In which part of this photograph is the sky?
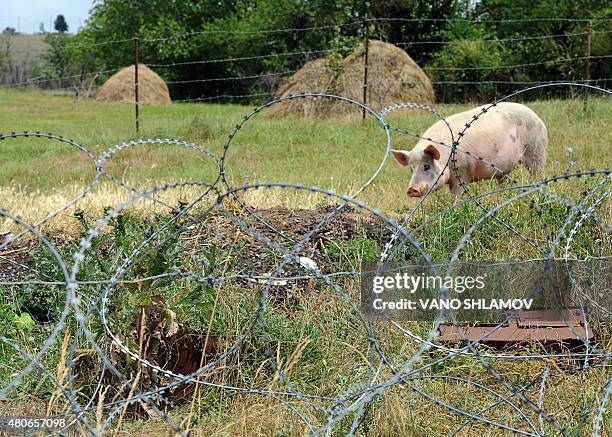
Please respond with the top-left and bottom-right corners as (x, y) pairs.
(0, 0), (94, 34)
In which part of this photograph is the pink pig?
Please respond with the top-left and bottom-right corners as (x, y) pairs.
(392, 102), (548, 198)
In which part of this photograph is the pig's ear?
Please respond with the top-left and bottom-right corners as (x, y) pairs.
(424, 144), (441, 160)
(391, 149), (410, 166)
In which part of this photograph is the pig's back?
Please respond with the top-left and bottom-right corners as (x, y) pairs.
(423, 103), (543, 148)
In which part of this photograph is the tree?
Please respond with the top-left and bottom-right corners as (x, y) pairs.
(54, 15), (68, 33)
(43, 33), (72, 79)
(0, 29), (15, 84)
(590, 7), (612, 87)
(39, 23), (46, 34)
(0, 47), (5, 80)
(428, 24), (511, 101)
(69, 0), (611, 102)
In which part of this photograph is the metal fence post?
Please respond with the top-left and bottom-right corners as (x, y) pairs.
(362, 20), (370, 120)
(583, 20), (592, 110)
(134, 35), (140, 133)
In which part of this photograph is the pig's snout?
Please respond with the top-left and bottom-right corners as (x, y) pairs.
(407, 187), (421, 197)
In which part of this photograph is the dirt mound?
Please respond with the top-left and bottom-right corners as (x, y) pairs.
(270, 40), (434, 117)
(96, 64), (171, 105)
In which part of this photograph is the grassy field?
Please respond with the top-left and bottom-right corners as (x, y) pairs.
(0, 89), (610, 435)
(0, 89), (610, 234)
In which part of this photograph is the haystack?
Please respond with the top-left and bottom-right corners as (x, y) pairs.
(96, 64), (171, 105)
(271, 40), (434, 116)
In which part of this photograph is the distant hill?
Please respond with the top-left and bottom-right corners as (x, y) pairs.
(10, 34), (49, 62)
(1, 34), (49, 85)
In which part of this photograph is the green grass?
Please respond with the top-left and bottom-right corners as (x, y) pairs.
(1, 89), (610, 246)
(0, 89), (609, 196)
(0, 90), (610, 435)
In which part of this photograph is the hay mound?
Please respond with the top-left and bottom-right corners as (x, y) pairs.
(96, 64), (171, 105)
(271, 40), (434, 116)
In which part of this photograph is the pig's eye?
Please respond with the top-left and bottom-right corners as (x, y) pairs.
(423, 164), (431, 171)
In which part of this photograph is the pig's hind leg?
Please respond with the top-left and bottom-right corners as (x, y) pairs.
(522, 136), (547, 178)
(522, 121), (548, 178)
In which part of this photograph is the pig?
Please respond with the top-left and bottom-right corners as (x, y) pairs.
(391, 102), (548, 198)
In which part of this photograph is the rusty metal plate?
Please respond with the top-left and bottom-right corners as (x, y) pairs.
(516, 308), (586, 328)
(437, 308), (593, 344)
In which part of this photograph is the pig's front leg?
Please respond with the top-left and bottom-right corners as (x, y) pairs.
(449, 181), (465, 201)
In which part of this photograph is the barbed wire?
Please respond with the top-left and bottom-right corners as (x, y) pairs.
(427, 78), (610, 84)
(145, 48), (338, 68)
(140, 29), (609, 69)
(395, 30), (612, 46)
(2, 21), (609, 97)
(3, 70), (609, 98)
(0, 83), (610, 436)
(127, 16), (612, 43)
(172, 92), (276, 103)
(2, 48), (608, 97)
(165, 69), (297, 85)
(8, 27), (610, 57)
(422, 54), (612, 71)
(1, 68), (120, 88)
(369, 16), (612, 24)
(173, 79), (611, 104)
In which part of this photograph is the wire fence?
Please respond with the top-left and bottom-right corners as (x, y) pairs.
(1, 15), (610, 121)
(0, 82), (610, 435)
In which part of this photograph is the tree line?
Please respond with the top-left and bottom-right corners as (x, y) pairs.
(9, 1), (612, 102)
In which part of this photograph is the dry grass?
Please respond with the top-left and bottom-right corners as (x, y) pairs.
(96, 65), (171, 105)
(270, 40), (435, 116)
(0, 91), (609, 435)
(0, 183), (215, 236)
